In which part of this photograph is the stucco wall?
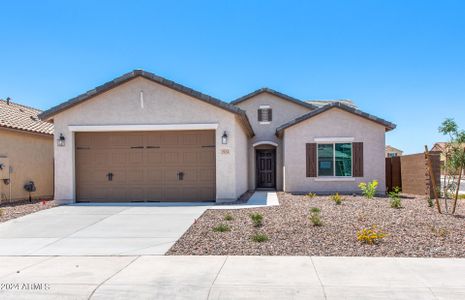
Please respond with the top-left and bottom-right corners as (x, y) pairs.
(0, 128), (53, 202)
(234, 92), (311, 190)
(283, 108), (386, 194)
(52, 77), (248, 203)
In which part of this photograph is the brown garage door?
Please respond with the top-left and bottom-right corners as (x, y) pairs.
(75, 130), (216, 202)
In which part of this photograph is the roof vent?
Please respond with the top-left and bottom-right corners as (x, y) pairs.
(30, 116), (37, 121)
(6, 97), (10, 105)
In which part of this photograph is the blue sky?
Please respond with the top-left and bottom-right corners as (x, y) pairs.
(1, 1), (464, 154)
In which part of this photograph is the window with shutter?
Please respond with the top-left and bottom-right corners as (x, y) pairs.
(258, 108), (272, 123)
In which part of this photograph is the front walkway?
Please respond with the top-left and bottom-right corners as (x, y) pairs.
(0, 191), (278, 256)
(0, 256), (463, 299)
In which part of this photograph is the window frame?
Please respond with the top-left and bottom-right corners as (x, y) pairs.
(316, 142), (353, 177)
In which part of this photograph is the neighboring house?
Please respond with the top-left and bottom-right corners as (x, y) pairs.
(0, 98), (54, 202)
(431, 142), (465, 175)
(385, 145), (403, 157)
(39, 70), (395, 204)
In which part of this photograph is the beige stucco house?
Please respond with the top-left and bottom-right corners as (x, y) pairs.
(39, 70), (395, 204)
(385, 145), (403, 157)
(0, 99), (54, 202)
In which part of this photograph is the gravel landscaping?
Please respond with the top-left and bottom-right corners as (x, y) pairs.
(167, 192), (465, 257)
(0, 199), (57, 223)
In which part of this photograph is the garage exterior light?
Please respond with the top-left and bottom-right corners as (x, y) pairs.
(222, 131), (228, 144)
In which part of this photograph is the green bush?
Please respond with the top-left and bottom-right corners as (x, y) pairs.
(251, 233), (269, 243)
(309, 207), (322, 226)
(427, 198), (434, 208)
(224, 213), (234, 221)
(389, 187), (402, 209)
(212, 224), (231, 232)
(331, 193), (343, 205)
(358, 180), (378, 199)
(250, 213), (263, 227)
(306, 192), (317, 199)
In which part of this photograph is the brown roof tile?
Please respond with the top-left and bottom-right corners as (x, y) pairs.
(0, 99), (53, 135)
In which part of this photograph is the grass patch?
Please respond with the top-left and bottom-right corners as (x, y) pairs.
(250, 213), (263, 227)
(212, 224), (231, 232)
(224, 213), (234, 221)
(251, 233), (269, 243)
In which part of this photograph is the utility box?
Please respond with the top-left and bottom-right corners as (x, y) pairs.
(0, 157), (10, 179)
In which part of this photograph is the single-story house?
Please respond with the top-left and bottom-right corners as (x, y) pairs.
(39, 70), (396, 204)
(385, 145), (403, 157)
(0, 98), (54, 202)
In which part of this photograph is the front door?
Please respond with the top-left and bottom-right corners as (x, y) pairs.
(256, 149), (276, 189)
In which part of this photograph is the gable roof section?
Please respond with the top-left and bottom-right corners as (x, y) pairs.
(0, 99), (53, 135)
(231, 88), (318, 110)
(306, 99), (356, 108)
(38, 70), (254, 137)
(276, 102), (396, 137)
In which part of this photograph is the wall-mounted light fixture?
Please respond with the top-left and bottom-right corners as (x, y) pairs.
(57, 133), (66, 147)
(222, 131), (228, 144)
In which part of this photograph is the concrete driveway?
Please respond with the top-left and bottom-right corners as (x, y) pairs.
(0, 203), (209, 255)
(0, 256), (464, 299)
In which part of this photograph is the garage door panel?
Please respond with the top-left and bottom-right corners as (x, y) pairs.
(76, 131), (215, 202)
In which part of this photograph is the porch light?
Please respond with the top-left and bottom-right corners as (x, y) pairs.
(57, 134), (66, 147)
(222, 131), (228, 144)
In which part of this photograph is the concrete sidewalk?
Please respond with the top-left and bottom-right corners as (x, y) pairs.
(0, 256), (463, 299)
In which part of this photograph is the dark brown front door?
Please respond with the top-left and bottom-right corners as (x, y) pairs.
(256, 149), (276, 188)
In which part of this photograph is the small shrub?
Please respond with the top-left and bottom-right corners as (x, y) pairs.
(331, 193), (343, 205)
(389, 187), (402, 209)
(224, 213), (234, 221)
(427, 198), (434, 208)
(358, 180), (378, 199)
(357, 225), (387, 244)
(430, 225), (449, 238)
(306, 192), (317, 198)
(251, 233), (269, 243)
(212, 224), (231, 232)
(309, 207), (322, 226)
(250, 213), (263, 227)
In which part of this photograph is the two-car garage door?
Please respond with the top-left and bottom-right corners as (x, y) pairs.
(75, 130), (216, 202)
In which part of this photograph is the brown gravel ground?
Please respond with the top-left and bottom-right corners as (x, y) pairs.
(0, 199), (57, 223)
(167, 193), (465, 257)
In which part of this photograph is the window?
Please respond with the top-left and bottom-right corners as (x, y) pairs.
(388, 152), (397, 157)
(317, 143), (352, 177)
(258, 106), (272, 123)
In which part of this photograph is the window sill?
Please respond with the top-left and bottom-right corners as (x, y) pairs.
(259, 121), (271, 125)
(314, 177), (355, 182)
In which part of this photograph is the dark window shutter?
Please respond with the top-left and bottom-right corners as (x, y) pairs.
(258, 109), (263, 122)
(306, 143), (317, 177)
(353, 142), (364, 177)
(268, 109), (272, 121)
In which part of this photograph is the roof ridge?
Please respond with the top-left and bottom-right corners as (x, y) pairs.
(276, 102), (396, 137)
(0, 99), (43, 113)
(231, 88), (318, 109)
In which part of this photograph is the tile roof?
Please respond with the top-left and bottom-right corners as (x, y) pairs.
(38, 70), (254, 137)
(0, 99), (53, 135)
(231, 88), (318, 109)
(276, 102), (396, 137)
(306, 99), (356, 108)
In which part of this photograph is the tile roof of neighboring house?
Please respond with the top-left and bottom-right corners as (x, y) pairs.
(276, 102), (396, 137)
(432, 142), (465, 152)
(386, 145), (403, 153)
(38, 70), (255, 137)
(230, 88), (318, 109)
(0, 99), (53, 135)
(306, 99), (356, 108)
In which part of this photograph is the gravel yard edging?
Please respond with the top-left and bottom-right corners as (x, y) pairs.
(167, 193), (465, 257)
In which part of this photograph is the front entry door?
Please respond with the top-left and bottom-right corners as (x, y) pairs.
(256, 149), (276, 188)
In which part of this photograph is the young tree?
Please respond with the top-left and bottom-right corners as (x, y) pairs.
(438, 118), (465, 214)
